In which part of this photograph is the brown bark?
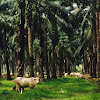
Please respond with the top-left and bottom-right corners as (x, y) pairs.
(67, 60), (71, 75)
(11, 49), (14, 75)
(92, 29), (97, 78)
(92, 1), (97, 78)
(17, 0), (25, 77)
(58, 47), (64, 78)
(97, 10), (100, 78)
(0, 50), (1, 77)
(27, 0), (34, 77)
(37, 2), (45, 82)
(64, 58), (68, 73)
(44, 29), (50, 79)
(52, 44), (57, 79)
(89, 43), (93, 78)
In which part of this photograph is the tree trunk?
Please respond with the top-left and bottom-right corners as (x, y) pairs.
(4, 29), (12, 80)
(44, 29), (50, 79)
(48, 50), (52, 76)
(58, 47), (63, 78)
(64, 58), (68, 73)
(28, 26), (34, 77)
(27, 0), (34, 77)
(67, 60), (71, 75)
(39, 38), (45, 81)
(0, 50), (1, 77)
(52, 44), (57, 79)
(5, 45), (11, 80)
(92, 0), (97, 78)
(6, 52), (12, 80)
(11, 49), (14, 75)
(37, 2), (45, 82)
(17, 0), (25, 77)
(89, 42), (93, 78)
(97, 10), (100, 78)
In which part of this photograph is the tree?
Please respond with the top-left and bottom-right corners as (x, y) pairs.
(92, 0), (97, 78)
(43, 28), (50, 79)
(27, 0), (34, 77)
(17, 0), (25, 77)
(97, 0), (100, 78)
(36, 1), (45, 81)
(0, 0), (17, 79)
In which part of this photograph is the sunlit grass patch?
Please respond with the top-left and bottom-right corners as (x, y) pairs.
(0, 76), (100, 100)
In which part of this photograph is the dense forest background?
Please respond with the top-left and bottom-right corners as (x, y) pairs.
(0, 0), (100, 82)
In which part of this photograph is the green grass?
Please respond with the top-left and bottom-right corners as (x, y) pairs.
(0, 76), (100, 100)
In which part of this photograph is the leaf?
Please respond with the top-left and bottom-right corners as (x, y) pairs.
(0, 0), (2, 4)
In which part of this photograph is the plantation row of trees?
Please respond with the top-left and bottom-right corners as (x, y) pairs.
(0, 0), (100, 81)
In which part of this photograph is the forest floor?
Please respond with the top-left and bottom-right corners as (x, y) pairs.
(0, 75), (100, 100)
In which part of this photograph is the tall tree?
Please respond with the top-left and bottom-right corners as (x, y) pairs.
(4, 29), (12, 80)
(17, 0), (25, 77)
(97, 0), (100, 78)
(36, 1), (45, 81)
(43, 28), (50, 79)
(91, 0), (97, 78)
(27, 0), (34, 77)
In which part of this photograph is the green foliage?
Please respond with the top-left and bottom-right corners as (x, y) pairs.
(0, 76), (100, 100)
(0, 0), (2, 4)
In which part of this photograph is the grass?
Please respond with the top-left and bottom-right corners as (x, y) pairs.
(0, 76), (100, 100)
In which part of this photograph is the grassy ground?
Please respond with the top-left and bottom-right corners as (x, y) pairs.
(0, 76), (100, 100)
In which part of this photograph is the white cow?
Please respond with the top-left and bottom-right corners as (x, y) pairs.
(12, 77), (39, 93)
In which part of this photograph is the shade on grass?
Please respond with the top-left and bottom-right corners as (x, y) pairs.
(0, 76), (100, 100)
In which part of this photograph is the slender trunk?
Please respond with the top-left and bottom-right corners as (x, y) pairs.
(92, 1), (97, 78)
(17, 0), (25, 77)
(37, 2), (45, 82)
(64, 58), (68, 73)
(58, 47), (63, 78)
(28, 26), (34, 77)
(56, 45), (59, 77)
(39, 40), (45, 81)
(97, 10), (100, 78)
(6, 51), (11, 80)
(52, 44), (57, 79)
(67, 60), (71, 75)
(27, 0), (34, 77)
(89, 55), (93, 77)
(88, 42), (93, 78)
(87, 54), (90, 74)
(4, 29), (12, 80)
(49, 50), (52, 76)
(44, 29), (50, 79)
(0, 50), (1, 77)
(0, 65), (1, 78)
(11, 49), (14, 75)
(5, 44), (11, 80)
(82, 43), (88, 74)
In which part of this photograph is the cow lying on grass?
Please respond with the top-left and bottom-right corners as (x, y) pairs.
(12, 77), (39, 93)
(70, 72), (83, 78)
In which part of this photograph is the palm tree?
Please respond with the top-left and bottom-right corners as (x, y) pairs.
(43, 28), (50, 79)
(96, 0), (100, 78)
(17, 0), (25, 77)
(0, 0), (17, 79)
(0, 35), (3, 77)
(27, 0), (34, 77)
(35, 1), (45, 81)
(91, 0), (97, 78)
